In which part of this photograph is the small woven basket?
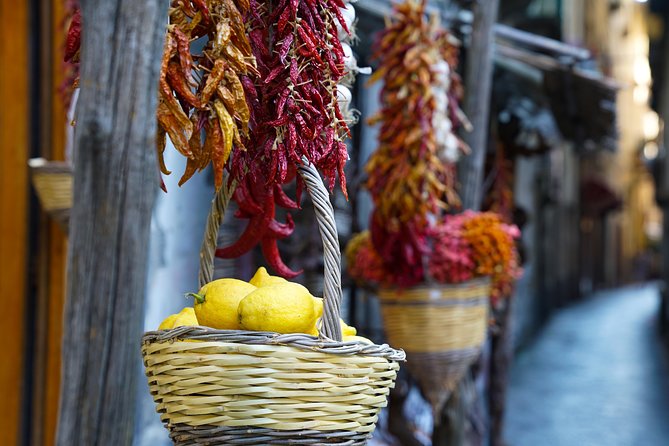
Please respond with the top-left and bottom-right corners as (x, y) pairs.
(28, 158), (73, 229)
(379, 279), (490, 415)
(142, 162), (405, 445)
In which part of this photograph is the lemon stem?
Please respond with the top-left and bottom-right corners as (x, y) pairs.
(186, 292), (205, 304)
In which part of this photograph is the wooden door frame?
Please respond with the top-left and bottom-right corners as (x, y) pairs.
(30, 0), (69, 444)
(0, 0), (69, 443)
(0, 0), (30, 443)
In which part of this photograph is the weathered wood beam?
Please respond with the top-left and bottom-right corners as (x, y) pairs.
(496, 42), (620, 89)
(458, 0), (500, 211)
(489, 297), (514, 446)
(55, 0), (167, 444)
(359, 0), (594, 63)
(495, 23), (590, 60)
(438, 1), (500, 445)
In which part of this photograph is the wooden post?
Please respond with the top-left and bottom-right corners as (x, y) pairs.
(489, 297), (513, 446)
(458, 0), (500, 211)
(55, 0), (167, 444)
(387, 372), (423, 446)
(435, 0), (500, 445)
(41, 0), (71, 442)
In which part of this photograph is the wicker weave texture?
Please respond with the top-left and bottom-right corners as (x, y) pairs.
(406, 348), (482, 413)
(168, 424), (369, 445)
(378, 280), (489, 353)
(142, 339), (399, 437)
(378, 280), (490, 413)
(31, 173), (73, 211)
(28, 159), (73, 229)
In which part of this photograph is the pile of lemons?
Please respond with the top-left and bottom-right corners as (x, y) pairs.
(158, 267), (371, 343)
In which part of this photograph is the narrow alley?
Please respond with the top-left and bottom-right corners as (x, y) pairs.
(505, 285), (669, 446)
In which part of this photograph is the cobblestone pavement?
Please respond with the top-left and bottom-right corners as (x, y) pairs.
(505, 284), (669, 446)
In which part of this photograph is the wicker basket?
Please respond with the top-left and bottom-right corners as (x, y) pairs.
(379, 279), (490, 415)
(142, 161), (405, 445)
(28, 158), (73, 229)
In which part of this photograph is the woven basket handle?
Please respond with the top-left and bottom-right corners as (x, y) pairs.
(198, 177), (236, 288)
(198, 161), (343, 341)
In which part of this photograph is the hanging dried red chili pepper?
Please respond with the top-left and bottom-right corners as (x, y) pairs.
(216, 0), (357, 277)
(60, 1), (81, 111)
(346, 0), (470, 287)
(64, 7), (81, 64)
(366, 0), (466, 228)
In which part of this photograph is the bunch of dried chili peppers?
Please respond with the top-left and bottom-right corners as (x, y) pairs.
(66, 0), (256, 191)
(214, 0), (357, 277)
(348, 212), (521, 304)
(346, 0), (521, 300)
(460, 211), (521, 305)
(346, 0), (468, 286)
(427, 214), (475, 285)
(157, 0), (257, 191)
(61, 1), (81, 111)
(365, 0), (466, 227)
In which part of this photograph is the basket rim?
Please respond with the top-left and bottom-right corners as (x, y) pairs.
(28, 157), (73, 174)
(142, 325), (405, 362)
(167, 424), (371, 445)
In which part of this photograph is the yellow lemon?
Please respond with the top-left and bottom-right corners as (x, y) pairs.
(158, 314), (178, 330)
(306, 317), (357, 338)
(340, 319), (357, 337)
(307, 296), (356, 337)
(238, 282), (316, 334)
(173, 307), (198, 327)
(190, 279), (256, 329)
(307, 297), (323, 335)
(249, 266), (288, 287)
(344, 335), (373, 344)
(158, 307), (198, 330)
(313, 296), (324, 318)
